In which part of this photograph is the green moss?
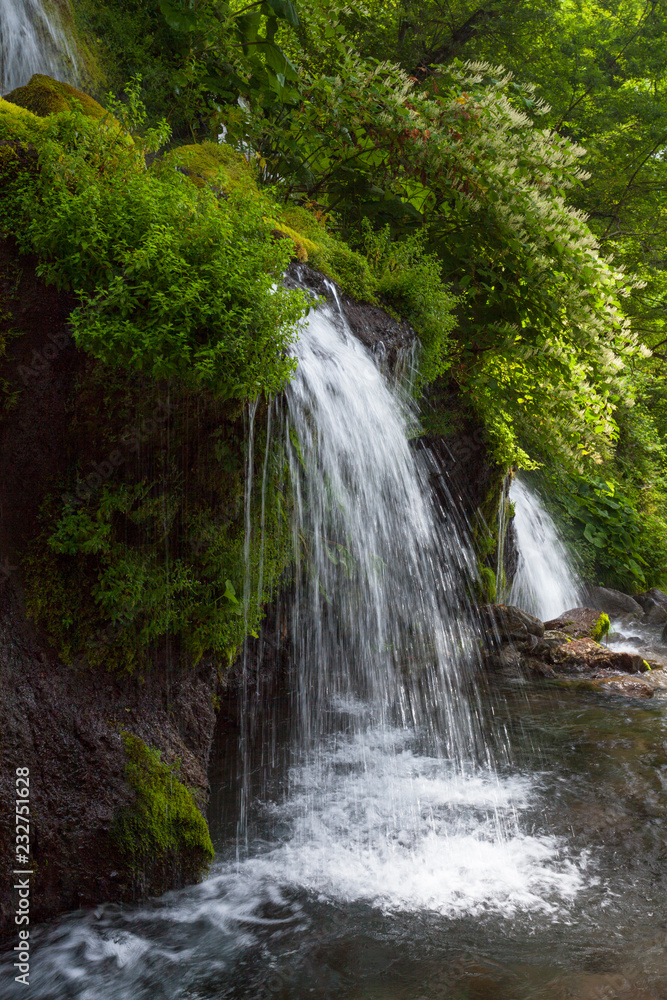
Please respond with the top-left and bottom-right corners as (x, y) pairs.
(112, 733), (213, 883)
(0, 97), (45, 144)
(160, 141), (259, 197)
(270, 221), (319, 262)
(4, 74), (109, 120)
(593, 612), (611, 642)
(478, 565), (497, 603)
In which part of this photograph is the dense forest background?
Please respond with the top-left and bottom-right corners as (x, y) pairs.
(63, 0), (667, 592)
(4, 0), (667, 627)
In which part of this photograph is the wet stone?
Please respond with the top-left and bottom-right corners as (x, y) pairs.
(544, 607), (605, 640)
(550, 637), (648, 675)
(591, 675), (654, 699)
(582, 585), (644, 617)
(480, 604), (545, 641)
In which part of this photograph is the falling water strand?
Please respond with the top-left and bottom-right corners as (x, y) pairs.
(256, 397), (274, 615)
(506, 478), (580, 620)
(237, 396), (259, 857)
(0, 0), (79, 93)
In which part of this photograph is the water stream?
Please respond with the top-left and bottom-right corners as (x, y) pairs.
(506, 478), (581, 620)
(0, 0), (78, 93)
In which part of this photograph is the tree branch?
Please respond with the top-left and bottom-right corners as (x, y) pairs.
(412, 7), (500, 80)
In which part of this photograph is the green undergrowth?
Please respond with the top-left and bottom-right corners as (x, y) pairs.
(112, 733), (213, 886)
(529, 466), (667, 594)
(24, 366), (292, 671)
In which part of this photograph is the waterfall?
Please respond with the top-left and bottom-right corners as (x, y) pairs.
(284, 285), (481, 759)
(506, 477), (580, 620)
(231, 285), (580, 913)
(0, 0), (78, 94)
(0, 292), (587, 999)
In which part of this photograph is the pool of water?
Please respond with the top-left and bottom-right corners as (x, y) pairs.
(4, 676), (667, 1000)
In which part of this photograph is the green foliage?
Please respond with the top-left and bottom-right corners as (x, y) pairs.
(112, 733), (213, 880)
(237, 52), (647, 466)
(362, 222), (456, 384)
(0, 103), (305, 401)
(541, 470), (667, 592)
(68, 3), (657, 469)
(593, 613), (611, 642)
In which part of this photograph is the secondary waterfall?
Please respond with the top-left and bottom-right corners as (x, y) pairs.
(506, 478), (580, 620)
(0, 0), (79, 93)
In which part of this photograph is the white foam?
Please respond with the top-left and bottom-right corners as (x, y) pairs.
(236, 731), (586, 918)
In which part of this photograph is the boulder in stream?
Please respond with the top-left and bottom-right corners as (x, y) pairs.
(544, 607), (609, 640)
(582, 586), (643, 618)
(591, 675), (655, 699)
(634, 587), (667, 625)
(550, 637), (648, 675)
(480, 604), (545, 641)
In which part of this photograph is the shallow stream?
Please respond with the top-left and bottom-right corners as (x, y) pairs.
(3, 674), (667, 1000)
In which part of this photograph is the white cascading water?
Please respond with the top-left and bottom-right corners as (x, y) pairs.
(233, 283), (582, 912)
(0, 291), (587, 999)
(0, 0), (78, 93)
(506, 477), (581, 620)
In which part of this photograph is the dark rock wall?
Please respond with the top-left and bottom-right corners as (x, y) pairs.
(0, 242), (219, 940)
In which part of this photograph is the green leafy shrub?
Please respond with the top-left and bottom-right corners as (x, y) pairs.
(0, 103), (306, 401)
(540, 471), (667, 592)
(363, 222), (457, 384)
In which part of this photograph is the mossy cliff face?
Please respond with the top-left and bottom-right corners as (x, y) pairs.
(0, 81), (296, 935)
(112, 735), (214, 892)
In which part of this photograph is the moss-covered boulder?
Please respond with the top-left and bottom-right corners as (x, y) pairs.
(161, 140), (259, 197)
(0, 96), (44, 144)
(544, 607), (610, 641)
(112, 734), (214, 891)
(3, 73), (108, 120)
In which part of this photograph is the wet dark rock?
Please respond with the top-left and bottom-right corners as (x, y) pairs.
(591, 675), (654, 699)
(582, 585), (643, 618)
(550, 637), (648, 675)
(529, 629), (572, 659)
(483, 643), (524, 672)
(544, 607), (605, 640)
(286, 262), (415, 372)
(522, 656), (556, 679)
(634, 587), (667, 611)
(480, 604), (545, 641)
(634, 588), (667, 626)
